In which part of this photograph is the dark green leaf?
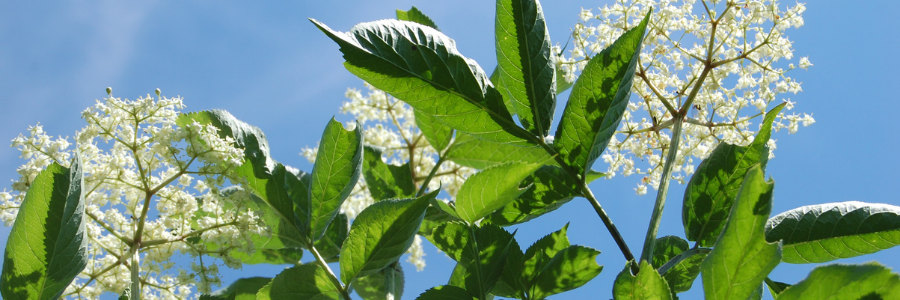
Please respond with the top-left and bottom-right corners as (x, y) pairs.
(256, 264), (341, 300)
(683, 103), (785, 246)
(764, 277), (790, 298)
(420, 199), (461, 237)
(232, 163), (308, 248)
(765, 201), (900, 264)
(310, 118), (363, 241)
(651, 236), (689, 269)
(445, 132), (552, 169)
(653, 236), (707, 294)
(339, 192), (434, 284)
(777, 263), (900, 300)
(311, 19), (532, 143)
(486, 165), (588, 226)
(177, 110), (275, 177)
(701, 166), (781, 300)
(201, 277), (270, 300)
(495, 0), (556, 136)
(554, 11), (649, 177)
(314, 213), (348, 263)
(362, 146), (416, 201)
(455, 162), (542, 224)
(522, 225), (571, 285)
(430, 223), (518, 297)
(1, 159), (88, 300)
(353, 262), (404, 300)
(416, 285), (476, 300)
(415, 109), (454, 152)
(613, 261), (672, 300)
(396, 6), (438, 30)
(531, 245), (604, 299)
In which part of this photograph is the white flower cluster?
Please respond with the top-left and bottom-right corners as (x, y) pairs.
(2, 90), (264, 299)
(558, 0), (815, 194)
(301, 83), (475, 271)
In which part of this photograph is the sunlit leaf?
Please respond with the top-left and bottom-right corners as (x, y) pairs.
(777, 263), (900, 299)
(256, 264), (341, 300)
(353, 262), (404, 300)
(310, 118), (363, 241)
(613, 261), (672, 300)
(455, 162), (542, 224)
(396, 6), (438, 30)
(362, 146), (415, 201)
(415, 285), (475, 300)
(201, 277), (270, 300)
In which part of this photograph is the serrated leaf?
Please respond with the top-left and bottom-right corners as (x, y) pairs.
(445, 132), (552, 169)
(522, 225), (571, 284)
(312, 18), (532, 143)
(765, 201), (900, 264)
(362, 146), (416, 201)
(531, 245), (604, 299)
(314, 213), (348, 263)
(339, 192), (433, 284)
(414, 109), (454, 152)
(554, 11), (649, 177)
(396, 6), (438, 30)
(256, 264), (341, 300)
(310, 118), (363, 241)
(777, 263), (900, 300)
(495, 0), (556, 136)
(353, 262), (404, 300)
(416, 285), (476, 300)
(177, 110), (276, 177)
(613, 261), (672, 300)
(652, 236), (705, 293)
(701, 166), (781, 300)
(1, 158), (88, 300)
(485, 165), (586, 226)
(430, 223), (518, 297)
(455, 162), (542, 224)
(201, 277), (270, 300)
(683, 103), (785, 246)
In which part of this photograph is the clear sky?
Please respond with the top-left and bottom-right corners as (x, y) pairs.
(1, 1), (898, 299)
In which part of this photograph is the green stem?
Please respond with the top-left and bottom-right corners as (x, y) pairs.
(580, 182), (639, 274)
(639, 114), (684, 263)
(309, 244), (352, 300)
(130, 246), (140, 300)
(416, 154), (446, 197)
(657, 246), (710, 275)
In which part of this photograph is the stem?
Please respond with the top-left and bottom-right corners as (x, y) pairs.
(658, 246), (710, 275)
(580, 182), (640, 274)
(130, 246), (140, 300)
(416, 154), (446, 197)
(468, 225), (487, 300)
(639, 115), (684, 263)
(309, 244), (352, 300)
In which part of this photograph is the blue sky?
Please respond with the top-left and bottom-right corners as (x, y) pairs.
(1, 0), (898, 299)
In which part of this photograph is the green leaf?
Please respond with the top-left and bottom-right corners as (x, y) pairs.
(495, 0), (556, 136)
(311, 18), (531, 143)
(396, 6), (438, 30)
(415, 109), (454, 152)
(310, 118), (363, 241)
(233, 163), (307, 247)
(201, 277), (270, 300)
(555, 63), (573, 93)
(1, 159), (88, 300)
(353, 262), (404, 300)
(177, 110), (276, 177)
(554, 11), (649, 177)
(430, 223), (518, 297)
(613, 261), (672, 300)
(765, 201), (900, 264)
(652, 236), (706, 294)
(531, 245), (604, 299)
(416, 285), (476, 300)
(764, 277), (790, 298)
(683, 103), (785, 246)
(522, 225), (571, 285)
(445, 132), (552, 169)
(339, 192), (434, 284)
(777, 263), (900, 300)
(313, 213), (348, 263)
(256, 264), (341, 300)
(455, 162), (542, 224)
(485, 165), (587, 226)
(420, 199), (462, 237)
(362, 146), (416, 201)
(701, 166), (781, 300)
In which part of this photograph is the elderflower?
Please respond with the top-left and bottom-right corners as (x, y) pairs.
(565, 0), (814, 194)
(3, 90), (263, 299)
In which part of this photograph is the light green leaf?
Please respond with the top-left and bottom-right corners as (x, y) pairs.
(554, 11), (649, 177)
(430, 223), (518, 297)
(310, 118), (363, 241)
(445, 132), (552, 169)
(701, 166), (781, 300)
(455, 162), (542, 224)
(362, 146), (416, 201)
(416, 285), (476, 300)
(486, 165), (589, 226)
(256, 264), (341, 300)
(414, 109), (454, 152)
(531, 245), (604, 299)
(177, 110), (275, 177)
(522, 225), (571, 285)
(339, 192), (433, 284)
(613, 261), (672, 300)
(396, 6), (438, 30)
(652, 236), (706, 294)
(311, 18), (532, 143)
(353, 262), (404, 300)
(777, 263), (900, 300)
(313, 213), (348, 263)
(420, 199), (462, 237)
(683, 103), (785, 246)
(765, 201), (900, 264)
(1, 159), (88, 300)
(201, 277), (270, 300)
(495, 0), (556, 136)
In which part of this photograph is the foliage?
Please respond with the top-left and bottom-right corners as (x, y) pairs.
(1, 1), (898, 299)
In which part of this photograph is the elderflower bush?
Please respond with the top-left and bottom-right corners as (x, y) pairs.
(559, 0), (815, 194)
(1, 91), (264, 299)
